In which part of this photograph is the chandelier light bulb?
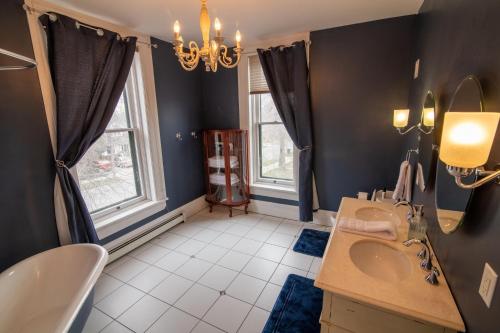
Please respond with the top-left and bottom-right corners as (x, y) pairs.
(214, 18), (221, 31)
(173, 20), (180, 34)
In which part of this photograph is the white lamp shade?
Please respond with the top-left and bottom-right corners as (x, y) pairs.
(393, 109), (410, 128)
(422, 107), (435, 127)
(439, 112), (500, 168)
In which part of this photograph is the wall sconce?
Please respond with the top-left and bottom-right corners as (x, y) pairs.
(439, 112), (500, 189)
(393, 108), (434, 135)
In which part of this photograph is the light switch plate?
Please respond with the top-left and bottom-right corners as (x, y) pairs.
(479, 263), (497, 308)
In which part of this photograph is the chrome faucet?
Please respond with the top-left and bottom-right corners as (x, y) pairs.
(403, 238), (440, 285)
(394, 200), (417, 221)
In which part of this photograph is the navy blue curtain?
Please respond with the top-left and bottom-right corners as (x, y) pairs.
(257, 41), (314, 221)
(40, 13), (137, 243)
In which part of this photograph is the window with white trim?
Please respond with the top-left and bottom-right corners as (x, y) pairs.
(248, 55), (296, 188)
(75, 53), (166, 226)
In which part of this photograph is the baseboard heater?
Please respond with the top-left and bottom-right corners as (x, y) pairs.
(107, 212), (184, 263)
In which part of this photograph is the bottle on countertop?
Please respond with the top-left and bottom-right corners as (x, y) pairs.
(408, 204), (428, 240)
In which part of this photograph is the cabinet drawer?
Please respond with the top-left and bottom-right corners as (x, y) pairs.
(330, 295), (444, 333)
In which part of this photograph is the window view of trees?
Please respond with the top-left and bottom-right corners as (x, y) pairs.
(257, 93), (294, 181)
(76, 94), (142, 213)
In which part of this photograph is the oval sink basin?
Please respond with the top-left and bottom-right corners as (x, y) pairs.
(355, 207), (401, 226)
(0, 244), (108, 333)
(350, 240), (411, 283)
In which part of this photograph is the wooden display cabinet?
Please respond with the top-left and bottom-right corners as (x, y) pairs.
(203, 129), (250, 217)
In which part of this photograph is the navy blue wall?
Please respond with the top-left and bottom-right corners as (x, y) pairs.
(0, 0), (59, 271)
(310, 16), (416, 210)
(408, 1), (500, 332)
(201, 67), (239, 129)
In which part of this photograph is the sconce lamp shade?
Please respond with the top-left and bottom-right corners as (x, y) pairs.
(393, 109), (410, 128)
(422, 108), (435, 127)
(439, 112), (500, 169)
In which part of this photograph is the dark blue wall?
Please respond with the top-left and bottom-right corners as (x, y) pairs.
(310, 16), (416, 211)
(201, 67), (239, 129)
(0, 0), (60, 271)
(408, 1), (500, 332)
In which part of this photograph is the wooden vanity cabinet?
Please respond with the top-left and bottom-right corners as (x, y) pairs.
(320, 292), (457, 333)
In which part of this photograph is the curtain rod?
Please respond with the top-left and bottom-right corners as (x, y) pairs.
(259, 40), (312, 51)
(22, 4), (158, 49)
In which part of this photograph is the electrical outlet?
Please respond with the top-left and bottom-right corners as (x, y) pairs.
(479, 263), (498, 308)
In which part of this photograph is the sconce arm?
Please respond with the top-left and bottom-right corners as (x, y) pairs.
(454, 169), (500, 189)
(416, 123), (434, 135)
(396, 125), (417, 135)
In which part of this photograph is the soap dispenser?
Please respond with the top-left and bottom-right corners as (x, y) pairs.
(408, 204), (428, 240)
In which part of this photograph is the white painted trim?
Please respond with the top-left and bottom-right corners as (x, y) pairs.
(235, 199), (335, 226)
(107, 213), (184, 263)
(250, 184), (298, 201)
(95, 199), (167, 239)
(103, 195), (208, 252)
(235, 199), (299, 220)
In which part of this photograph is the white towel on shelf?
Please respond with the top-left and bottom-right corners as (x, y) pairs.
(209, 172), (240, 186)
(338, 217), (397, 241)
(392, 161), (412, 202)
(208, 155), (239, 168)
(415, 162), (426, 192)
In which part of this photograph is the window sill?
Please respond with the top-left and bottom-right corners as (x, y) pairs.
(94, 198), (167, 239)
(250, 183), (298, 200)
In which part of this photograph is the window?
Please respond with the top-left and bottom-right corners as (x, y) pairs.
(76, 92), (143, 214)
(74, 54), (166, 229)
(248, 55), (296, 188)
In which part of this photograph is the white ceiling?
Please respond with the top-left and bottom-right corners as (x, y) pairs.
(47, 0), (423, 45)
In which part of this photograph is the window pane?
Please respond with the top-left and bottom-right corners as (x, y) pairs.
(260, 124), (294, 180)
(259, 93), (282, 123)
(107, 93), (131, 129)
(76, 131), (142, 213)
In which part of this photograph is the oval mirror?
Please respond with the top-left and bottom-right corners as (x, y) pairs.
(435, 75), (484, 234)
(417, 91), (436, 192)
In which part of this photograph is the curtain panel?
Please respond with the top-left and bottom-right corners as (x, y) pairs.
(40, 13), (137, 243)
(257, 41), (314, 221)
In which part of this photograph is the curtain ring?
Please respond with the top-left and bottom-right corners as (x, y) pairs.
(55, 160), (68, 169)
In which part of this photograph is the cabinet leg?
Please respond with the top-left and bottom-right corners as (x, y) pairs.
(209, 204), (213, 213)
(229, 207), (233, 217)
(244, 204), (248, 214)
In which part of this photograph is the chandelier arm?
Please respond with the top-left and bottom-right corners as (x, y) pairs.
(176, 41), (201, 70)
(218, 45), (241, 69)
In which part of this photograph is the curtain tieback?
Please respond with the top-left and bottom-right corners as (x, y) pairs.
(55, 160), (69, 170)
(298, 145), (312, 151)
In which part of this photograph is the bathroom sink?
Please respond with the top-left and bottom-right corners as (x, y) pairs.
(349, 240), (411, 283)
(0, 244), (108, 333)
(355, 207), (401, 226)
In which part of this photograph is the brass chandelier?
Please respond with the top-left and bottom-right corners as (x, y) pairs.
(172, 0), (243, 72)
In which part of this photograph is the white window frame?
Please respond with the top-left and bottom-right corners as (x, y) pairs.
(250, 93), (297, 188)
(25, 0), (167, 240)
(238, 33), (310, 201)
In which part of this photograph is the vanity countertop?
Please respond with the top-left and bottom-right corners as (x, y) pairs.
(315, 197), (465, 332)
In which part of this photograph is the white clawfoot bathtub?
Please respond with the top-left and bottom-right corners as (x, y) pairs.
(0, 244), (108, 333)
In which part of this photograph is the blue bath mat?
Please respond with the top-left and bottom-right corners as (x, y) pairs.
(293, 229), (330, 257)
(262, 274), (322, 333)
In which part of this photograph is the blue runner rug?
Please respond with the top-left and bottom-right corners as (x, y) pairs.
(262, 274), (323, 333)
(293, 228), (330, 257)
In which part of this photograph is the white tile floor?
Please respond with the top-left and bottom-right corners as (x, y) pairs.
(84, 207), (331, 333)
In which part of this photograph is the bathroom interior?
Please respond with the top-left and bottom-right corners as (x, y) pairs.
(1, 0), (499, 332)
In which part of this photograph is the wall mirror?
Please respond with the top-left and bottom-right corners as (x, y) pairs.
(417, 91), (436, 192)
(435, 75), (484, 234)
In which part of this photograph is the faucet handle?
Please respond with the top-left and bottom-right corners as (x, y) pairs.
(425, 267), (440, 285)
(417, 247), (427, 260)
